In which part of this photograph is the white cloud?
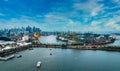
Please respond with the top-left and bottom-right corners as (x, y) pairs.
(65, 20), (103, 32)
(91, 4), (104, 16)
(44, 13), (70, 25)
(101, 10), (120, 18)
(111, 0), (120, 6)
(73, 0), (104, 16)
(68, 20), (75, 25)
(91, 21), (101, 26)
(0, 0), (119, 32)
(105, 20), (120, 30)
(89, 15), (120, 31)
(44, 11), (120, 32)
(112, 0), (120, 3)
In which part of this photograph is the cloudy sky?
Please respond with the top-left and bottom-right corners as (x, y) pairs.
(0, 0), (120, 32)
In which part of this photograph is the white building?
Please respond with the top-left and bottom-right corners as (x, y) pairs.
(22, 35), (29, 42)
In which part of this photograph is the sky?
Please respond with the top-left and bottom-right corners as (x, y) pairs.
(0, 0), (120, 32)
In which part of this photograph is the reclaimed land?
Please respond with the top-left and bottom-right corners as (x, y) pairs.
(0, 43), (120, 57)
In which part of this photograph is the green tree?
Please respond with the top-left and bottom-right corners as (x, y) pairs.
(72, 32), (77, 41)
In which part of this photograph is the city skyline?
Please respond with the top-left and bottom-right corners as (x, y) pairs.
(0, 0), (120, 32)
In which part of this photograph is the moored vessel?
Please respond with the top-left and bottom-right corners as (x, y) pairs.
(36, 61), (42, 68)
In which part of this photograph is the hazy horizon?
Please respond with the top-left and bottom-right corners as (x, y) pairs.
(0, 26), (120, 34)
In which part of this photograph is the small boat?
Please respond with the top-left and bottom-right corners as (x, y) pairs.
(29, 48), (33, 50)
(17, 55), (22, 58)
(15, 52), (18, 54)
(50, 53), (52, 55)
(36, 61), (42, 68)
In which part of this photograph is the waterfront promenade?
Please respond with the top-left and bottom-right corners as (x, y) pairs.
(0, 43), (120, 57)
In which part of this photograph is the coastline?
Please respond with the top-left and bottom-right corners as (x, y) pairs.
(1, 43), (120, 57)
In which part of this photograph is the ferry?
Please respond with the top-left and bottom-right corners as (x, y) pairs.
(36, 61), (42, 68)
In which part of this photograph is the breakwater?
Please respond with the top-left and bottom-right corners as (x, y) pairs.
(0, 43), (120, 57)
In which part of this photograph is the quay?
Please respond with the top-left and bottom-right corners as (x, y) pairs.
(0, 55), (15, 61)
(0, 43), (120, 57)
(0, 45), (32, 57)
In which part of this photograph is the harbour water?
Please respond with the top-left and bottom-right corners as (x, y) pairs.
(1, 48), (120, 71)
(40, 35), (67, 44)
(39, 35), (120, 46)
(0, 35), (120, 71)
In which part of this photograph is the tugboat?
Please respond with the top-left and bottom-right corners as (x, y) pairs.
(36, 61), (42, 68)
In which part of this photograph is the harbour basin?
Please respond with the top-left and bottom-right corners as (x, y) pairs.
(0, 48), (120, 71)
